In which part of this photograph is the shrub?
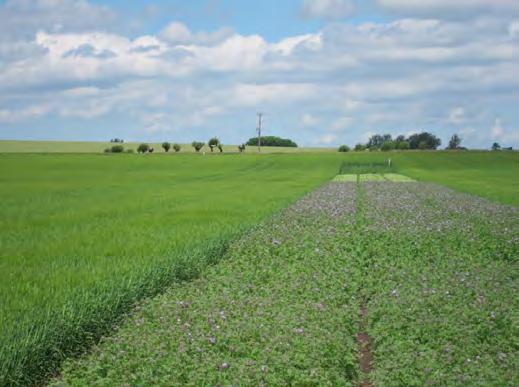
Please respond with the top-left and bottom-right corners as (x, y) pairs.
(126, 149), (135, 154)
(354, 144), (367, 151)
(238, 144), (246, 153)
(338, 145), (350, 152)
(246, 136), (297, 148)
(191, 141), (205, 152)
(162, 142), (171, 152)
(217, 144), (223, 153)
(137, 144), (150, 154)
(173, 143), (181, 152)
(381, 141), (395, 152)
(208, 137), (220, 152)
(110, 145), (124, 153)
(397, 141), (410, 150)
(104, 148), (111, 153)
(418, 141), (428, 150)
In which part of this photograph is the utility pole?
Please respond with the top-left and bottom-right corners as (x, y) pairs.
(257, 112), (263, 153)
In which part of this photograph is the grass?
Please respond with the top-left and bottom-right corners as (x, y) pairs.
(1, 148), (517, 384)
(0, 153), (342, 386)
(55, 181), (518, 385)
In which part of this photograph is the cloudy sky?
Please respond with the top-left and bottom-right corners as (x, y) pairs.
(0, 0), (518, 148)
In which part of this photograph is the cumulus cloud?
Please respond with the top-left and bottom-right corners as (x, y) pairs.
(301, 0), (355, 20)
(0, 1), (518, 147)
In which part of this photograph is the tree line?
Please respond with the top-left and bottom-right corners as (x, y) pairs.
(104, 135), (299, 154)
(338, 132), (470, 152)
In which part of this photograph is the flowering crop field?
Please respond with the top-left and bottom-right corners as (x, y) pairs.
(56, 180), (518, 386)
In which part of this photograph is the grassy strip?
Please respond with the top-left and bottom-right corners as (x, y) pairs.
(55, 183), (362, 386)
(333, 174), (358, 182)
(383, 173), (416, 182)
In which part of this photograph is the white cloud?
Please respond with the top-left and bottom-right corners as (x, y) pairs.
(491, 118), (504, 138)
(318, 134), (338, 145)
(301, 0), (355, 20)
(449, 107), (466, 124)
(301, 113), (319, 127)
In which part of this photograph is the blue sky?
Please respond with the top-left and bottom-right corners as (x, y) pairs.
(0, 0), (518, 148)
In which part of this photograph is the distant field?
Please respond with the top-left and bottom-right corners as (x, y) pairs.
(339, 151), (519, 206)
(0, 140), (335, 154)
(0, 153), (341, 386)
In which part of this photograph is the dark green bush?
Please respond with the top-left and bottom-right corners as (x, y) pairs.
(137, 144), (150, 154)
(110, 145), (124, 153)
(162, 142), (171, 152)
(246, 136), (297, 148)
(338, 145), (350, 152)
(191, 142), (205, 152)
(173, 144), (181, 152)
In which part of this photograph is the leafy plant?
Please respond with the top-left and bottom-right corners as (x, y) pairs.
(338, 145), (351, 152)
(191, 141), (205, 152)
(173, 143), (181, 152)
(162, 142), (171, 152)
(137, 144), (150, 154)
(208, 137), (220, 152)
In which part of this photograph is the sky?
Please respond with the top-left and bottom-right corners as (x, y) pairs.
(0, 0), (518, 148)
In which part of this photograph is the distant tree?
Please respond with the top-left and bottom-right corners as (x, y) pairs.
(137, 143), (150, 154)
(110, 145), (124, 153)
(447, 134), (462, 150)
(381, 141), (396, 151)
(397, 141), (410, 150)
(408, 132), (441, 150)
(110, 138), (124, 143)
(162, 142), (171, 152)
(246, 136), (297, 147)
(338, 145), (350, 152)
(354, 143), (367, 151)
(173, 143), (181, 152)
(395, 135), (406, 143)
(149, 147), (154, 153)
(492, 142), (501, 151)
(208, 137), (220, 152)
(238, 144), (246, 153)
(192, 141), (205, 152)
(367, 134), (385, 149)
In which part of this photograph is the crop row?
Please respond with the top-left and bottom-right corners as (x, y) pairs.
(56, 181), (517, 385)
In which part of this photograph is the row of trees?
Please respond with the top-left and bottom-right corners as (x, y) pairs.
(338, 132), (464, 152)
(105, 135), (299, 154)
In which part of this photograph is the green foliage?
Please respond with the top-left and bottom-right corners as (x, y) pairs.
(381, 141), (395, 151)
(137, 143), (150, 154)
(238, 144), (246, 153)
(126, 149), (135, 154)
(173, 143), (181, 152)
(396, 141), (410, 150)
(354, 143), (367, 151)
(492, 142), (501, 151)
(447, 134), (462, 149)
(162, 142), (171, 152)
(246, 136), (298, 148)
(110, 145), (124, 153)
(208, 137), (220, 152)
(191, 141), (205, 152)
(338, 145), (350, 152)
(408, 132), (441, 150)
